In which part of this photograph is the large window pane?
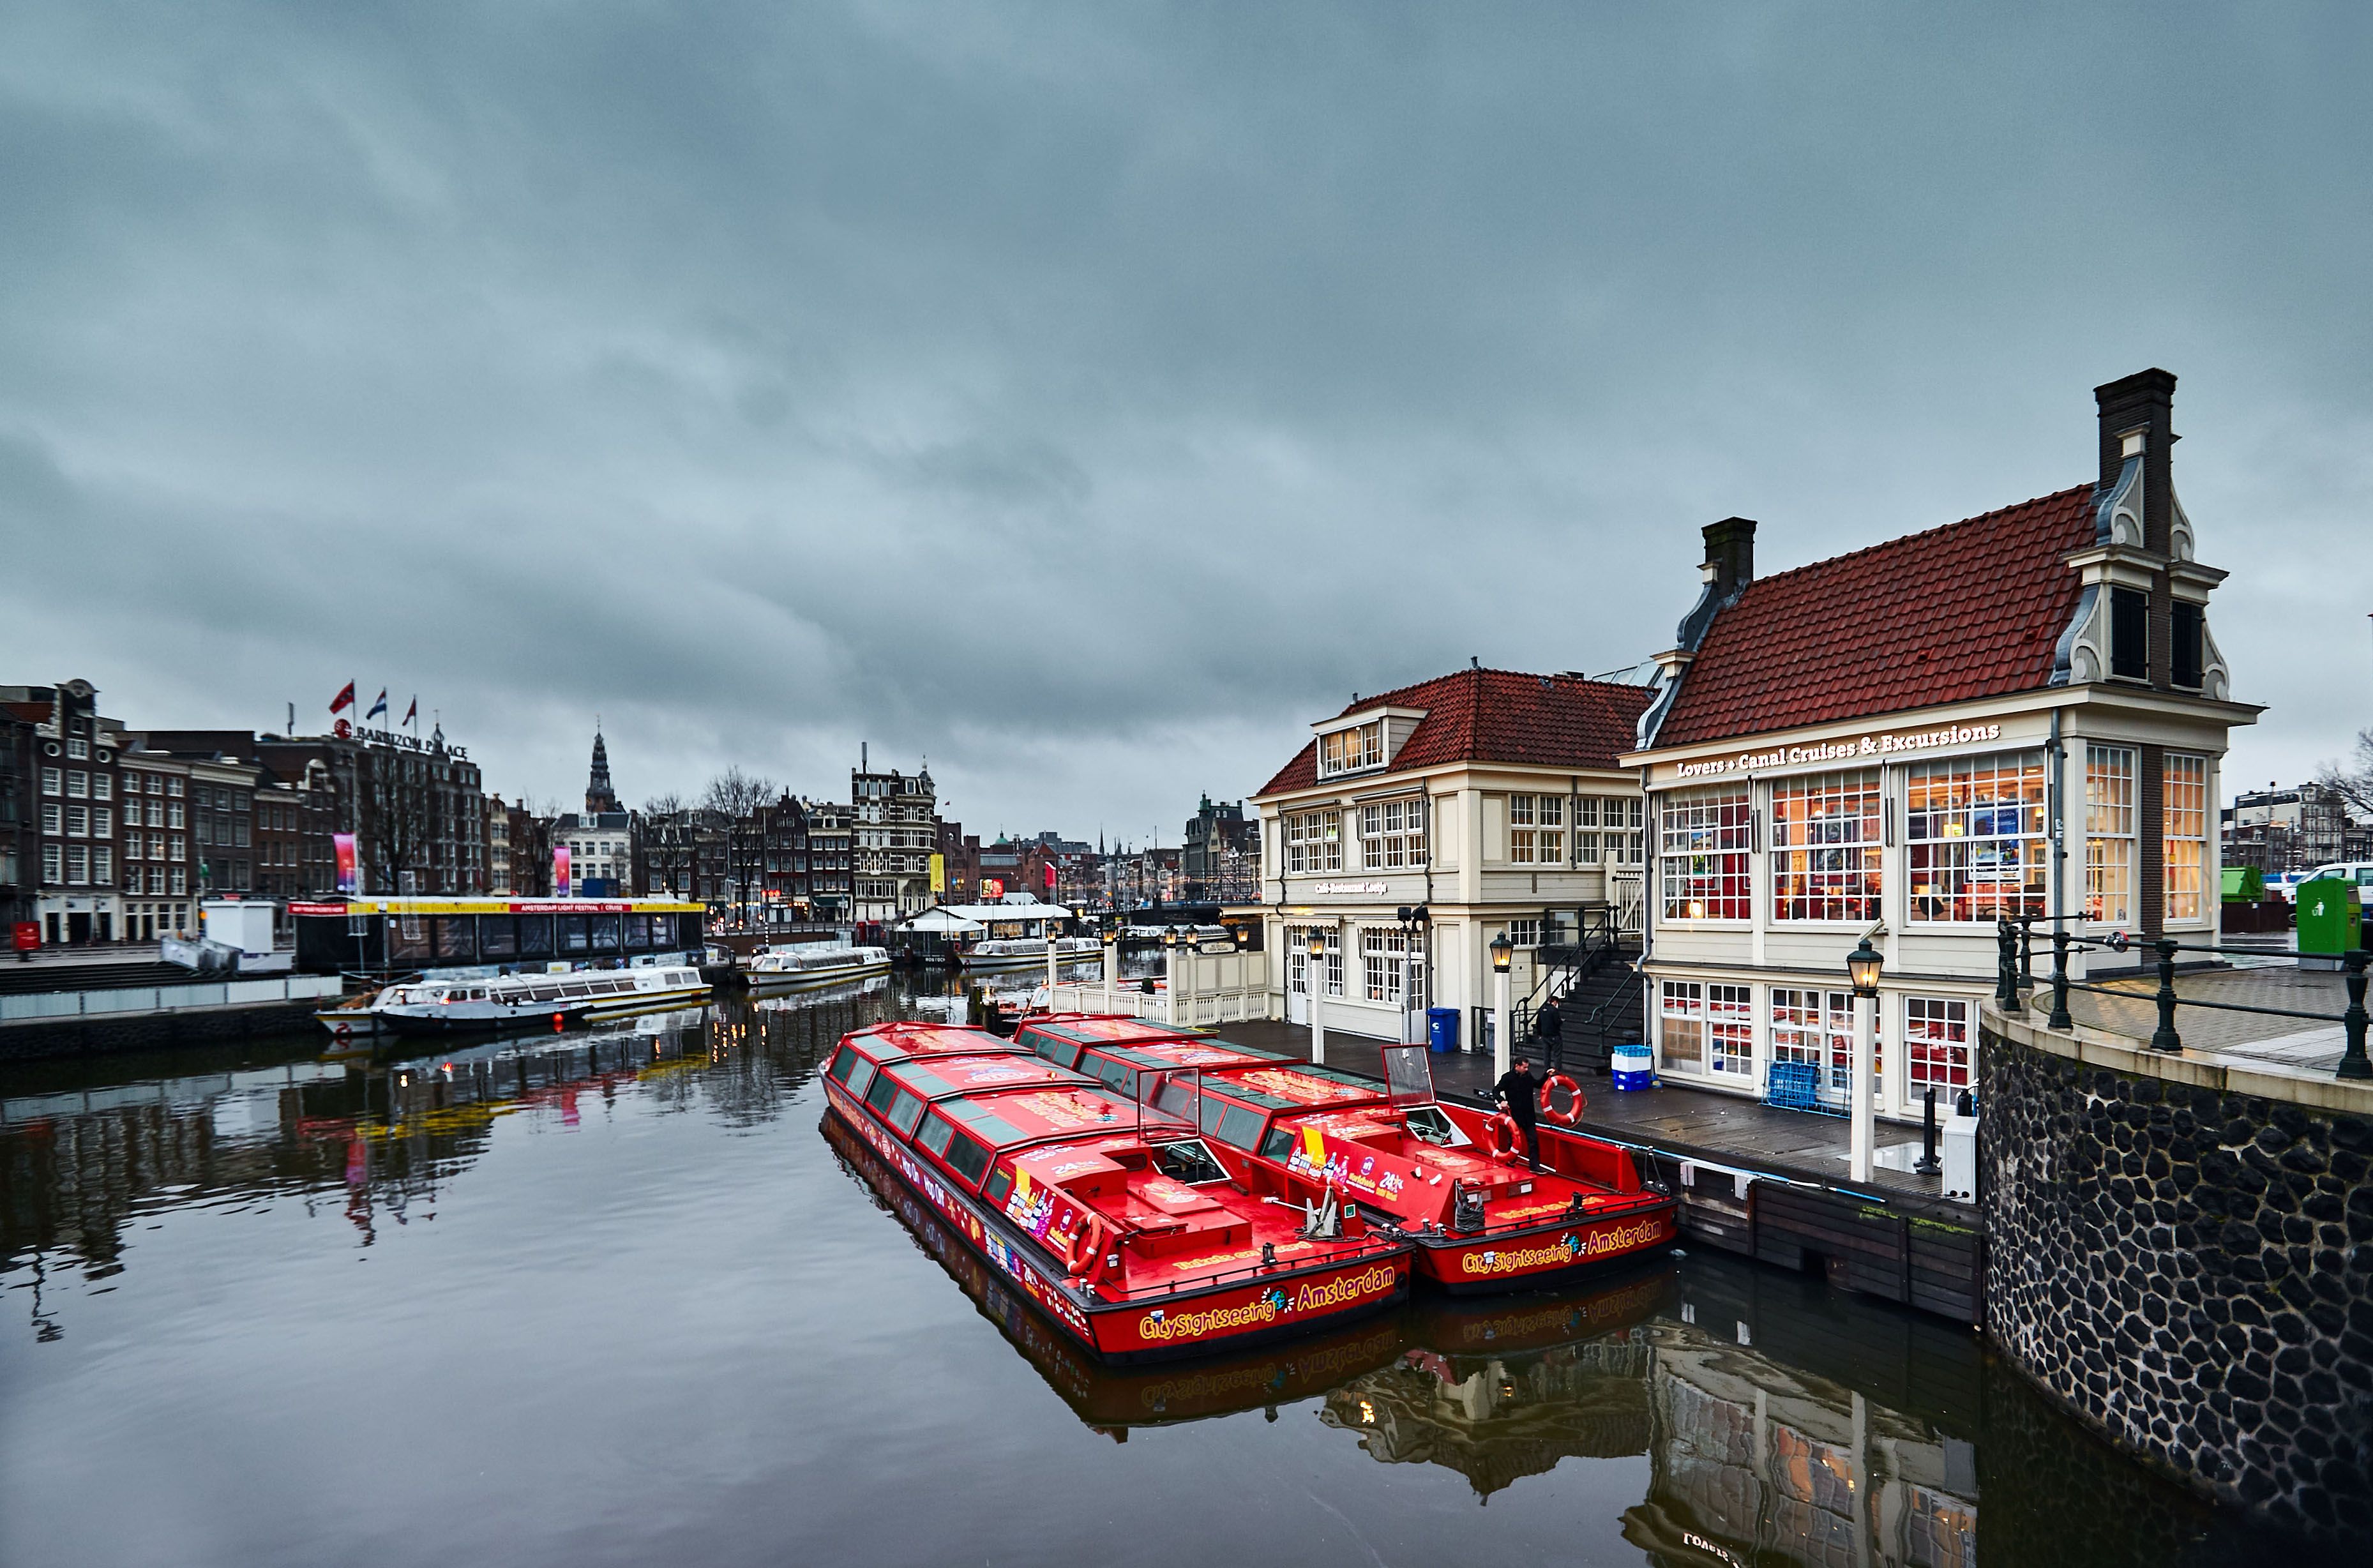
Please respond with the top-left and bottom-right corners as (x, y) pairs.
(1906, 752), (2047, 923)
(1770, 770), (1881, 922)
(2164, 754), (2209, 922)
(1659, 792), (1751, 920)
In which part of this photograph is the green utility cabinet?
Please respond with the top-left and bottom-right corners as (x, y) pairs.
(2294, 876), (2362, 970)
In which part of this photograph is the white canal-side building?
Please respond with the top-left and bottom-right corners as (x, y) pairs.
(1623, 368), (2261, 1122)
(1249, 667), (1654, 1049)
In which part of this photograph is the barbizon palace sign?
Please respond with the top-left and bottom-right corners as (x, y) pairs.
(1671, 723), (2005, 780)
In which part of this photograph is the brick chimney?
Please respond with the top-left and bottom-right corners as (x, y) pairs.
(1702, 516), (1756, 601)
(2095, 368), (2176, 555)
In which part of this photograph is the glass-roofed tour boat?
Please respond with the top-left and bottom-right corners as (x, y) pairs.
(1014, 1017), (1678, 1294)
(822, 1020), (1412, 1362)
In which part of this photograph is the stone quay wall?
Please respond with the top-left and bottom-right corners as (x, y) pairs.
(1978, 1007), (2373, 1539)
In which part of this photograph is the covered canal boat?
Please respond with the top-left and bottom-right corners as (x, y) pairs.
(822, 1021), (1411, 1362)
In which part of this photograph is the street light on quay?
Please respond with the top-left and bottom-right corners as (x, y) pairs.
(1162, 926), (1182, 1027)
(1847, 935), (1883, 1184)
(1305, 924), (1328, 1067)
(1490, 930), (1514, 1078)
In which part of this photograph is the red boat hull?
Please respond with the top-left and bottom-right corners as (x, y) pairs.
(1409, 1205), (1677, 1294)
(822, 1082), (1411, 1362)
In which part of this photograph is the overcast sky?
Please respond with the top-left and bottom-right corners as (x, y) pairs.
(4, 4), (2369, 840)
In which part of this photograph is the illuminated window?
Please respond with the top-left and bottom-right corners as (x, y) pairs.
(1659, 981), (1704, 1071)
(1659, 791), (1751, 920)
(1770, 770), (1881, 922)
(1905, 996), (1971, 1092)
(1320, 721), (1385, 776)
(1771, 988), (1881, 1103)
(2084, 744), (2136, 926)
(1906, 752), (2046, 923)
(1287, 926), (1343, 997)
(2164, 753), (2209, 923)
(1285, 811), (1342, 873)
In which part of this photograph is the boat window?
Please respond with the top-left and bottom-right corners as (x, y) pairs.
(479, 917), (518, 958)
(984, 1166), (1013, 1206)
(1260, 1126), (1295, 1162)
(843, 1056), (878, 1099)
(1152, 1140), (1227, 1184)
(863, 1072), (901, 1115)
(944, 1133), (993, 1187)
(1026, 1032), (1081, 1069)
(518, 917), (555, 958)
(1087, 1055), (1134, 1092)
(885, 1087), (927, 1136)
(1210, 1104), (1267, 1154)
(433, 917), (476, 962)
(1154, 1080), (1197, 1121)
(1403, 1106), (1461, 1146)
(559, 916), (589, 954)
(468, 988), (487, 1002)
(917, 1115), (957, 1158)
(1199, 1097), (1230, 1137)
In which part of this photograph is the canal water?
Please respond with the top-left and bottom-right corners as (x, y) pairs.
(0, 976), (2342, 1567)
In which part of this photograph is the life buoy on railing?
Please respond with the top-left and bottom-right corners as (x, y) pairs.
(1061, 1214), (1108, 1284)
(1486, 1114), (1523, 1159)
(1538, 1073), (1584, 1126)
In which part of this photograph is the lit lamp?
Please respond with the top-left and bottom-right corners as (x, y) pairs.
(1846, 935), (1882, 1183)
(1490, 931), (1514, 1078)
(1306, 925), (1328, 1066)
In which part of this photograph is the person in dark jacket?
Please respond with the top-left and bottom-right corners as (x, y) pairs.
(1492, 1057), (1542, 1171)
(1533, 1000), (1564, 1073)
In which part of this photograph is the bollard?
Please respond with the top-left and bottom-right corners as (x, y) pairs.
(2339, 949), (2370, 1082)
(2049, 925), (2074, 1031)
(1914, 1087), (1941, 1175)
(2148, 939), (2181, 1053)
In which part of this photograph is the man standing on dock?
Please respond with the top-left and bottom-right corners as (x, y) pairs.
(1533, 1000), (1563, 1074)
(1492, 1056), (1542, 1172)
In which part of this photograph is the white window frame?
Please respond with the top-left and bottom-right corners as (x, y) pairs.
(2084, 744), (2136, 927)
(1320, 721), (1385, 777)
(1286, 810), (1343, 874)
(1769, 769), (1881, 923)
(1361, 928), (1409, 1004)
(1358, 797), (1426, 870)
(1905, 751), (2048, 924)
(1508, 794), (1566, 866)
(1904, 995), (1973, 1097)
(1659, 981), (1705, 1073)
(1659, 790), (1752, 921)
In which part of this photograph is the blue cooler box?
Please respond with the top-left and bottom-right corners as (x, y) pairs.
(1611, 1043), (1654, 1092)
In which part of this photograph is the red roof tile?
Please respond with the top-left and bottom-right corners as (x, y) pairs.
(1650, 485), (2096, 750)
(1256, 669), (1654, 797)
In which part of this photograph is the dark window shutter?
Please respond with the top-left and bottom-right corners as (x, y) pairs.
(2110, 589), (2150, 680)
(2171, 601), (2204, 689)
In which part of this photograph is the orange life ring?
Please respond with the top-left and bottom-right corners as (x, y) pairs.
(1059, 1214), (1106, 1281)
(1538, 1073), (1584, 1126)
(1486, 1114), (1522, 1159)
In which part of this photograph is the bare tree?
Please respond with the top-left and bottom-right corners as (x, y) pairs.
(701, 767), (778, 817)
(2316, 727), (2373, 820)
(643, 792), (687, 817)
(702, 769), (781, 928)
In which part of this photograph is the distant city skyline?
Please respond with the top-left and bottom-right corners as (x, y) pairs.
(4, 5), (2369, 829)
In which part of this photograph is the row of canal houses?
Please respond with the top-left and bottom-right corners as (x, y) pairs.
(1251, 368), (2257, 1124)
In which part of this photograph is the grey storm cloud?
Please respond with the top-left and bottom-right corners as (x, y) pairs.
(3, 3), (2369, 832)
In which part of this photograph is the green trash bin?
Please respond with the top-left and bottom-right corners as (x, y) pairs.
(2294, 876), (2361, 970)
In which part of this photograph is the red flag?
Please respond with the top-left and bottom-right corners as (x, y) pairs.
(329, 680), (355, 714)
(402, 697), (417, 726)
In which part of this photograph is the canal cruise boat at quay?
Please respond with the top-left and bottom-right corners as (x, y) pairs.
(743, 944), (893, 992)
(365, 964), (712, 1036)
(1017, 1020), (1676, 1294)
(822, 1021), (1412, 1362)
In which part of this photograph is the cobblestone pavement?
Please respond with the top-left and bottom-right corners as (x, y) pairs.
(2054, 963), (2353, 1073)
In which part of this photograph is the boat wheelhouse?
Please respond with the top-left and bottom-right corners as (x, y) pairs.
(822, 1020), (1412, 1361)
(744, 944), (891, 991)
(365, 965), (709, 1036)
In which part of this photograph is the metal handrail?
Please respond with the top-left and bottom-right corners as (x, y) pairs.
(1996, 917), (2370, 1082)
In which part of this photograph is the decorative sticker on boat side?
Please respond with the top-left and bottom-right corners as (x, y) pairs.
(1283, 1124), (1413, 1207)
(1454, 1214), (1671, 1277)
(1131, 1263), (1399, 1345)
(1226, 1069), (1375, 1105)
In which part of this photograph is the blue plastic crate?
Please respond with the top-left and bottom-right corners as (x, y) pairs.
(1764, 1060), (1845, 1117)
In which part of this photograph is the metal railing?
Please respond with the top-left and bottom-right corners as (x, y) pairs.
(1994, 917), (2369, 1082)
(0, 974), (343, 1023)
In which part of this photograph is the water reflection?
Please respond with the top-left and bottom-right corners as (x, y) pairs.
(0, 981), (2339, 1568)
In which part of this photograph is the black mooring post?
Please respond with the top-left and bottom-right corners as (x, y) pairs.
(2049, 925), (2074, 1031)
(2149, 938), (2182, 1053)
(2338, 949), (2370, 1082)
(1915, 1087), (1941, 1175)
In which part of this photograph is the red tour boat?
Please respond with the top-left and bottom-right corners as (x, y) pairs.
(822, 1021), (1411, 1361)
(1013, 1026), (1678, 1294)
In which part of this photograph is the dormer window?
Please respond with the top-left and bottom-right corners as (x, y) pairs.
(1321, 721), (1383, 776)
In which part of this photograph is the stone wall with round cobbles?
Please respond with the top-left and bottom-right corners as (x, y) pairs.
(1979, 1016), (2373, 1539)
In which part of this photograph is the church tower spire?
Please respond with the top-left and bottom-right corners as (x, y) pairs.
(585, 726), (618, 815)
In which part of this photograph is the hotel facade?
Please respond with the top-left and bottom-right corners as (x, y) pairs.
(1622, 370), (2260, 1120)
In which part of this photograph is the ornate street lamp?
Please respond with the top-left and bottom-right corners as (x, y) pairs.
(1490, 930), (1514, 1076)
(1845, 935), (1883, 1182)
(1305, 925), (1328, 1066)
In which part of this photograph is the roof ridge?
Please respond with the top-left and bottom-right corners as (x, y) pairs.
(1733, 482), (2092, 598)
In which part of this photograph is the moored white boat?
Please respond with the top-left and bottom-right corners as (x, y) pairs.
(745, 944), (893, 991)
(959, 936), (1104, 972)
(368, 965), (711, 1036)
